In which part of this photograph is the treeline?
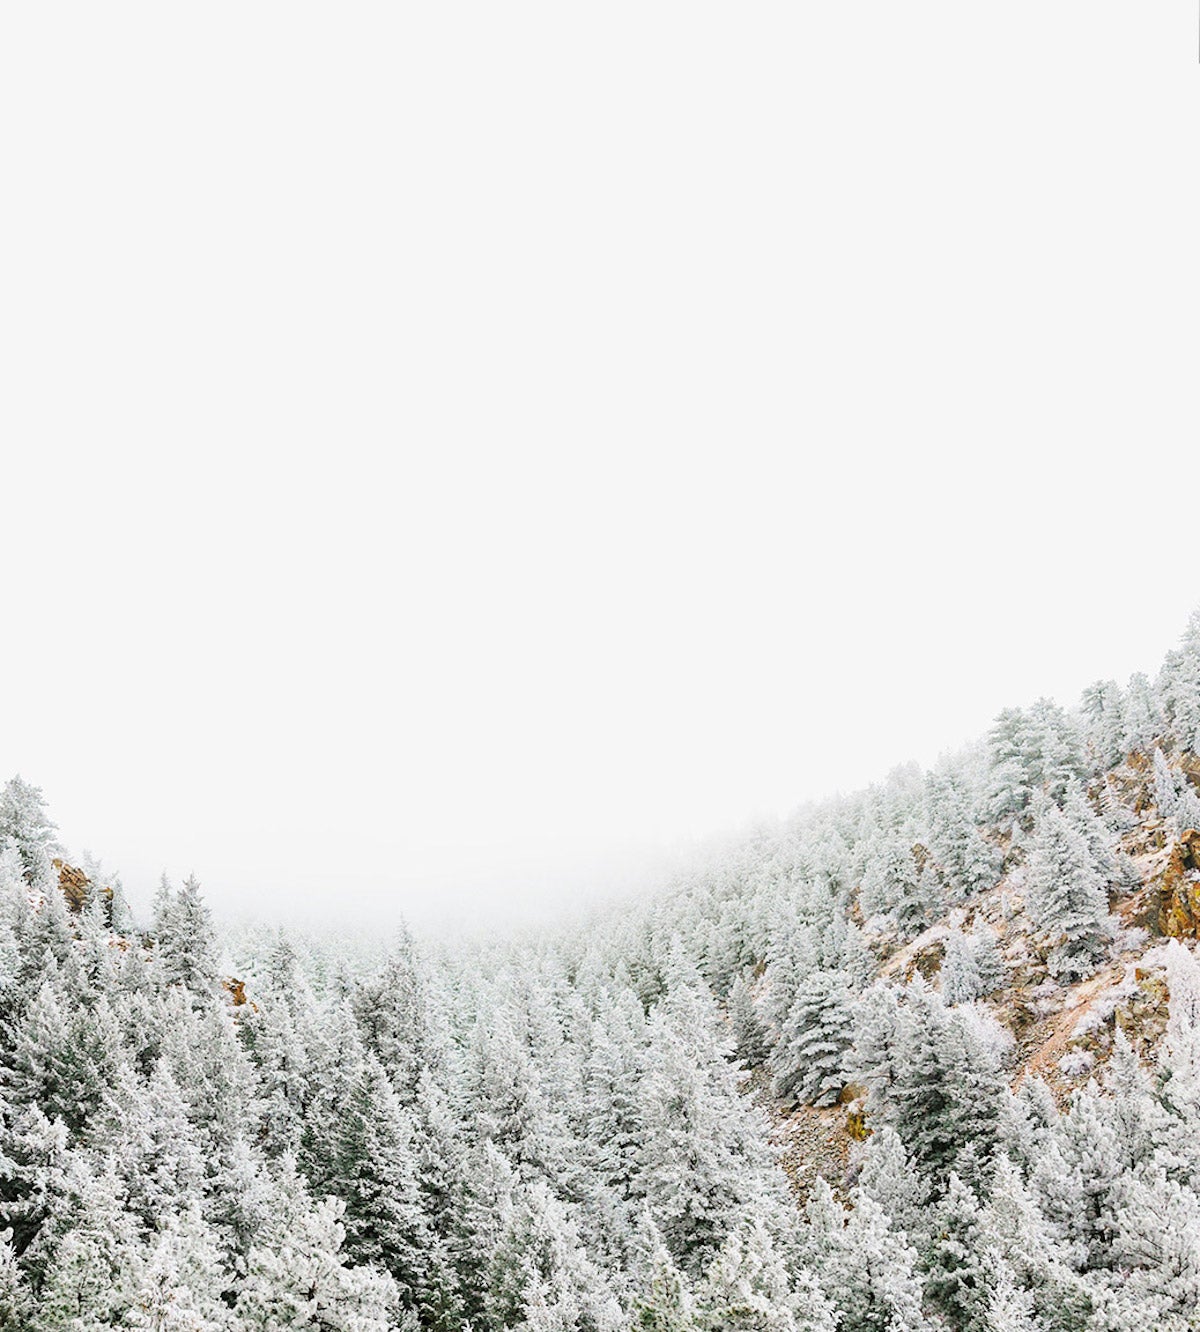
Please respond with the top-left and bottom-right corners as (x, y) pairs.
(2, 613), (1200, 1329)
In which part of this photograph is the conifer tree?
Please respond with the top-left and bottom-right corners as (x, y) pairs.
(352, 925), (434, 1103)
(866, 981), (1003, 1189)
(1023, 798), (1111, 980)
(1160, 939), (1200, 1126)
(156, 875), (218, 1001)
(860, 831), (940, 935)
(332, 1053), (446, 1324)
(1158, 608), (1200, 756)
(637, 997), (781, 1273)
(124, 1207), (234, 1332)
(769, 967), (851, 1107)
(987, 699), (1085, 826)
(923, 1171), (988, 1330)
(486, 1180), (623, 1332)
(982, 1265), (1038, 1332)
(855, 1125), (926, 1240)
(22, 1155), (141, 1330)
(0, 779), (59, 894)
(825, 1194), (929, 1332)
(696, 1217), (807, 1332)
(728, 973), (769, 1068)
(1081, 679), (1128, 772)
(941, 930), (983, 1006)
(926, 771), (1001, 900)
(0, 1229), (31, 1332)
(630, 1211), (697, 1332)
(237, 1195), (399, 1332)
(1121, 672), (1162, 754)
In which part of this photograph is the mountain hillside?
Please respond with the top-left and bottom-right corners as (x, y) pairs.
(4, 614), (1200, 1329)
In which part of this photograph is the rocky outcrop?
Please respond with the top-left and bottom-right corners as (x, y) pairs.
(1158, 829), (1200, 938)
(52, 858), (90, 912)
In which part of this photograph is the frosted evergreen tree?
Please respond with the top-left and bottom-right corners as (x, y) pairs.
(926, 771), (1000, 899)
(637, 993), (783, 1273)
(124, 1207), (233, 1332)
(0, 779), (59, 895)
(156, 874), (218, 1001)
(1022, 797), (1111, 980)
(823, 1194), (929, 1332)
(1153, 749), (1200, 834)
(1107, 1166), (1200, 1324)
(1153, 747), (1182, 818)
(860, 830), (940, 936)
(1160, 940), (1200, 1126)
(769, 967), (851, 1106)
(1081, 679), (1128, 771)
(867, 981), (1003, 1188)
(0, 1229), (31, 1332)
(14, 858), (73, 979)
(331, 1053), (451, 1325)
(237, 1195), (399, 1332)
(1032, 1087), (1128, 1273)
(987, 699), (1086, 826)
(577, 1009), (646, 1267)
(696, 1216), (814, 1332)
(847, 982), (909, 1120)
(941, 930), (983, 1006)
(1158, 608), (1200, 755)
(630, 1211), (697, 1332)
(0, 1097), (69, 1265)
(1060, 779), (1127, 885)
(923, 1171), (987, 1330)
(969, 919), (1006, 996)
(352, 925), (434, 1103)
(244, 979), (311, 1159)
(489, 1181), (624, 1332)
(761, 922), (814, 1050)
(97, 1058), (207, 1230)
(982, 1265), (1038, 1332)
(855, 1125), (926, 1241)
(465, 999), (566, 1186)
(1121, 671), (1162, 754)
(728, 973), (769, 1068)
(21, 1156), (141, 1331)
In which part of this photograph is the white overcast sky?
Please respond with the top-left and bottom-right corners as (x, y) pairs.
(1, 5), (1197, 927)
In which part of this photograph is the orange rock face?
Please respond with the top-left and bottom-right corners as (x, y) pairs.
(1157, 829), (1200, 938)
(52, 858), (90, 913)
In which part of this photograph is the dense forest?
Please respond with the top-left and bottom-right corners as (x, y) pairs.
(5, 614), (1200, 1330)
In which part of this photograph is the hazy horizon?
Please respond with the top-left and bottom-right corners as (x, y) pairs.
(12, 595), (1200, 931)
(3, 4), (1198, 929)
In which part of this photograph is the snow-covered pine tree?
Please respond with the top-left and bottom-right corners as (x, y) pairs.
(866, 980), (1004, 1190)
(695, 1215), (813, 1332)
(1122, 671), (1163, 755)
(1022, 797), (1112, 980)
(926, 770), (1001, 900)
(637, 991), (782, 1274)
(237, 1195), (399, 1332)
(727, 973), (769, 1069)
(0, 779), (59, 895)
(940, 929), (983, 1006)
(1158, 608), (1200, 756)
(859, 830), (941, 936)
(154, 874), (219, 1002)
(629, 1211), (697, 1332)
(987, 699), (1086, 827)
(1081, 679), (1128, 773)
(769, 966), (851, 1107)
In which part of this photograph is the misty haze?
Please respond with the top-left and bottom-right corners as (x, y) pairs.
(3, 5), (1200, 1331)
